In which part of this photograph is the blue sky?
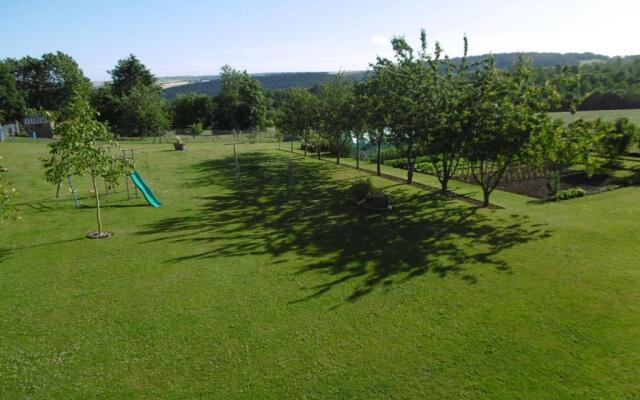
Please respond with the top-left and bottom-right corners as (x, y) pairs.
(1, 0), (638, 80)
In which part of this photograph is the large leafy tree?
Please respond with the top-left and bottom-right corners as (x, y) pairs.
(215, 65), (267, 130)
(465, 57), (558, 207)
(0, 62), (26, 121)
(116, 85), (170, 137)
(43, 94), (129, 236)
(93, 55), (170, 137)
(171, 93), (214, 129)
(109, 55), (156, 97)
(359, 67), (393, 176)
(276, 87), (319, 156)
(372, 33), (438, 184)
(317, 74), (355, 164)
(424, 37), (472, 194)
(6, 52), (91, 116)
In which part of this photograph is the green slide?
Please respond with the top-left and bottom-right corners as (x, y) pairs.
(130, 171), (162, 208)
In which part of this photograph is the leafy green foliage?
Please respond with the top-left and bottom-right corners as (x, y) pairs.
(187, 121), (204, 137)
(464, 57), (559, 206)
(2, 52), (91, 118)
(109, 54), (156, 97)
(171, 93), (214, 129)
(214, 65), (267, 130)
(597, 117), (638, 165)
(275, 87), (319, 155)
(346, 178), (375, 203)
(115, 85), (170, 137)
(528, 117), (600, 199)
(556, 188), (587, 200)
(43, 94), (130, 233)
(0, 62), (26, 121)
(317, 74), (356, 164)
(92, 55), (170, 137)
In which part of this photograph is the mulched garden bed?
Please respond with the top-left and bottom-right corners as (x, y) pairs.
(491, 170), (637, 200)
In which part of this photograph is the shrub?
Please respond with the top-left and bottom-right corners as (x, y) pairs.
(347, 178), (375, 203)
(383, 156), (436, 175)
(556, 188), (586, 201)
(598, 117), (637, 166)
(415, 161), (435, 175)
(363, 191), (391, 211)
(383, 158), (407, 169)
(346, 178), (391, 211)
(380, 147), (401, 161)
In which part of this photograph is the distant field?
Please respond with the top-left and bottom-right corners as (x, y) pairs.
(551, 109), (640, 125)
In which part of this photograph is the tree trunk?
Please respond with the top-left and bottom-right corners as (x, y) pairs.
(356, 135), (360, 170)
(376, 142), (382, 176)
(91, 173), (103, 233)
(482, 187), (491, 208)
(406, 147), (414, 184)
(303, 136), (307, 156)
(441, 178), (448, 195)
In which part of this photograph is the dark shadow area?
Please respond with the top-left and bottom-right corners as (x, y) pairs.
(16, 237), (84, 250)
(139, 153), (551, 303)
(100, 203), (149, 209)
(0, 247), (13, 265)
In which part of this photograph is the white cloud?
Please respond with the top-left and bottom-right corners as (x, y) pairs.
(370, 36), (387, 46)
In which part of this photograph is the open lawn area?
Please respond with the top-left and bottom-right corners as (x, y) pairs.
(551, 109), (640, 125)
(1, 140), (639, 399)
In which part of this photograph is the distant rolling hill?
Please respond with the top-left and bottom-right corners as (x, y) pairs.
(161, 52), (625, 99)
(162, 71), (367, 99)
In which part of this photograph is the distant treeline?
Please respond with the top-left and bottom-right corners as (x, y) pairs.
(163, 52), (640, 111)
(550, 56), (640, 111)
(449, 52), (611, 69)
(163, 72), (367, 100)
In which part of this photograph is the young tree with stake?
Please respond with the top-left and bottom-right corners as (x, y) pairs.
(43, 93), (130, 238)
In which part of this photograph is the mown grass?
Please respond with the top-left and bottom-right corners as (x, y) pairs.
(0, 140), (639, 399)
(551, 108), (640, 125)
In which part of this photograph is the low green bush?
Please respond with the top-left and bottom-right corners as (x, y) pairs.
(415, 162), (435, 175)
(383, 156), (436, 175)
(345, 178), (392, 211)
(347, 178), (375, 203)
(383, 158), (407, 169)
(557, 188), (587, 201)
(380, 147), (401, 161)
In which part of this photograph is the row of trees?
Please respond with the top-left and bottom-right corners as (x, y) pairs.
(0, 53), (269, 135)
(275, 32), (639, 206)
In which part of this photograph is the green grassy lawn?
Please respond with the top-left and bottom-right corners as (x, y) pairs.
(1, 140), (639, 399)
(551, 108), (640, 125)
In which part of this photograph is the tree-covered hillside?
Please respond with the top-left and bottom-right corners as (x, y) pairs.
(161, 52), (625, 101)
(449, 52), (610, 69)
(163, 72), (368, 99)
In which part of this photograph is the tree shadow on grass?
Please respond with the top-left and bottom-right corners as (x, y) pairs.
(0, 247), (12, 265)
(139, 153), (551, 303)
